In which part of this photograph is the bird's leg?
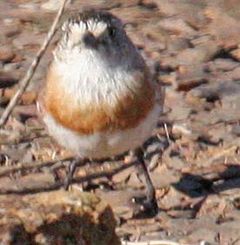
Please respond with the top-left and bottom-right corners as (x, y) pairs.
(132, 147), (158, 216)
(64, 157), (88, 190)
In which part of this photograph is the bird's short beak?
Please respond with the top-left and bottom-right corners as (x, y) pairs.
(82, 31), (97, 48)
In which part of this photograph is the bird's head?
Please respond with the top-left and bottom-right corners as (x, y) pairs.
(55, 10), (138, 64)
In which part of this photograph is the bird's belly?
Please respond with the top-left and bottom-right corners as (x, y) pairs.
(43, 103), (161, 159)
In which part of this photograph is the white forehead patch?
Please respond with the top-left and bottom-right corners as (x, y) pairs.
(60, 18), (109, 48)
(86, 19), (108, 36)
(64, 22), (87, 46)
(67, 22), (87, 34)
(65, 19), (108, 37)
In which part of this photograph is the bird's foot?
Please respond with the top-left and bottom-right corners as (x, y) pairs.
(64, 158), (88, 191)
(131, 194), (158, 217)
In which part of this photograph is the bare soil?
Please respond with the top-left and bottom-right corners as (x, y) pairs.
(0, 0), (240, 244)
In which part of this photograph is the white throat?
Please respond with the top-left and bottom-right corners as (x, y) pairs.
(53, 49), (142, 107)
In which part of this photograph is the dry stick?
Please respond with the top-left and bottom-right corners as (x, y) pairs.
(0, 0), (68, 127)
(0, 160), (137, 195)
(0, 156), (75, 178)
(121, 241), (182, 245)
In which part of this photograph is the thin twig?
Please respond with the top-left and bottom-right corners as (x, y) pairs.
(0, 156), (74, 178)
(0, 160), (137, 195)
(163, 123), (171, 145)
(0, 0), (68, 127)
(121, 240), (182, 245)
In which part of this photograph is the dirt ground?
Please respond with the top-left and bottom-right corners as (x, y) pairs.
(0, 0), (240, 244)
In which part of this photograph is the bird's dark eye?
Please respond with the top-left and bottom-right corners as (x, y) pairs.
(108, 27), (116, 38)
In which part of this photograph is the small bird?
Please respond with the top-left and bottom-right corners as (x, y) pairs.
(39, 9), (163, 214)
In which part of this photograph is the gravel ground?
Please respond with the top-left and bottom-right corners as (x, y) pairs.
(0, 0), (240, 244)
